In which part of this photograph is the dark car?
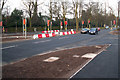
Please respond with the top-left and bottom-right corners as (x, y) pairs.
(89, 28), (98, 35)
(81, 28), (89, 34)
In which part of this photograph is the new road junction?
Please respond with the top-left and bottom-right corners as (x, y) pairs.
(1, 28), (119, 78)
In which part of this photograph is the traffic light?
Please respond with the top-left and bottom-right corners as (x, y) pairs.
(65, 21), (67, 25)
(61, 22), (62, 26)
(113, 20), (116, 25)
(82, 21), (84, 25)
(23, 18), (26, 25)
(47, 20), (50, 26)
(0, 21), (2, 26)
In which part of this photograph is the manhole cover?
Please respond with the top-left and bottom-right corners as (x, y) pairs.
(81, 53), (97, 58)
(43, 57), (59, 62)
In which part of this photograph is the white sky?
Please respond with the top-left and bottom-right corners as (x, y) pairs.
(4, 0), (120, 17)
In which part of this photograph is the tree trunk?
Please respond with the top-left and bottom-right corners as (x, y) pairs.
(75, 2), (79, 32)
(30, 17), (32, 28)
(63, 15), (66, 30)
(76, 16), (79, 32)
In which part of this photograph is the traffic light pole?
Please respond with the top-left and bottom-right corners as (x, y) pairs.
(23, 18), (27, 39)
(25, 18), (27, 39)
(23, 18), (24, 36)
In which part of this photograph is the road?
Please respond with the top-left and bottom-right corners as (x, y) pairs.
(2, 29), (119, 78)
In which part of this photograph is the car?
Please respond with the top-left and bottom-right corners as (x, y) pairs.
(81, 28), (89, 34)
(97, 27), (100, 31)
(89, 28), (98, 35)
(105, 26), (109, 29)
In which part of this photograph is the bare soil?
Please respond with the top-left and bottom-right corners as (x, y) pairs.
(2, 44), (108, 79)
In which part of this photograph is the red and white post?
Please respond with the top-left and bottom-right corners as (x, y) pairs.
(23, 18), (27, 39)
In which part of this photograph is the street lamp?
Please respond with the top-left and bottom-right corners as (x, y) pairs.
(15, 22), (17, 33)
(43, 17), (48, 31)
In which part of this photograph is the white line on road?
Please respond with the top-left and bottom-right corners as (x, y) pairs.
(59, 37), (69, 40)
(1, 45), (17, 50)
(34, 40), (51, 44)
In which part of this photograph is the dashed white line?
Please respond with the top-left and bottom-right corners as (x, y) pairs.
(34, 40), (51, 44)
(59, 37), (69, 39)
(1, 45), (17, 50)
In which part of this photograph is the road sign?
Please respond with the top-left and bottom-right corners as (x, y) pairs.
(82, 21), (84, 25)
(61, 22), (62, 26)
(47, 20), (50, 26)
(65, 21), (67, 25)
(23, 19), (26, 25)
(113, 20), (116, 25)
(23, 18), (27, 39)
(0, 21), (2, 26)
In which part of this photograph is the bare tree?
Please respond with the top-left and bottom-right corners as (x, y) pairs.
(52, 2), (61, 20)
(0, 0), (7, 28)
(52, 1), (62, 29)
(72, 0), (79, 32)
(61, 1), (71, 30)
(31, 0), (44, 26)
(78, 0), (84, 19)
(22, 0), (34, 28)
(43, 0), (54, 30)
(0, 0), (7, 11)
(49, 0), (53, 30)
(108, 6), (114, 15)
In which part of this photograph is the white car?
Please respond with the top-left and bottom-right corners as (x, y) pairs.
(105, 26), (109, 29)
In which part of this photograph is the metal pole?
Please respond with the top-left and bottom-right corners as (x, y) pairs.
(111, 21), (112, 27)
(16, 22), (17, 33)
(23, 18), (24, 36)
(116, 17), (118, 28)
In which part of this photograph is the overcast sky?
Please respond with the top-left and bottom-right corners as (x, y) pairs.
(4, 0), (120, 17)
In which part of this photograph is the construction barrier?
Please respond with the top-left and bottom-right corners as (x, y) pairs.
(33, 31), (76, 39)
(42, 30), (60, 33)
(60, 31), (76, 36)
(33, 33), (56, 39)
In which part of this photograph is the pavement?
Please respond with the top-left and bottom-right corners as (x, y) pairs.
(2, 28), (119, 78)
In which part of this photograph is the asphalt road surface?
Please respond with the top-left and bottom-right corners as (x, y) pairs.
(2, 29), (119, 78)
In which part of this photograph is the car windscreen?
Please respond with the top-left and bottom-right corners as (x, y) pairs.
(82, 28), (88, 31)
(90, 28), (96, 31)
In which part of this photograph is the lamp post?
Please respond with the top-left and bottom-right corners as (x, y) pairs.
(15, 22), (17, 33)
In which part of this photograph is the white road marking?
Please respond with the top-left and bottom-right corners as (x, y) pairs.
(81, 53), (97, 59)
(34, 40), (51, 44)
(59, 37), (69, 40)
(43, 57), (59, 62)
(1, 45), (17, 50)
